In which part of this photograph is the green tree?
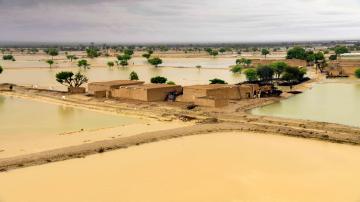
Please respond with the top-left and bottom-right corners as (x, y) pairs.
(148, 57), (163, 67)
(129, 71), (139, 80)
(236, 58), (252, 67)
(120, 60), (128, 67)
(355, 68), (360, 79)
(86, 47), (100, 58)
(329, 55), (337, 61)
(107, 61), (115, 68)
(286, 46), (306, 60)
(56, 71), (88, 87)
(77, 59), (90, 69)
(66, 55), (78, 62)
(256, 65), (274, 82)
(281, 66), (307, 82)
(124, 49), (134, 56)
(46, 59), (54, 68)
(261, 49), (270, 59)
(142, 53), (151, 59)
(334, 45), (349, 56)
(244, 68), (258, 81)
(151, 76), (167, 84)
(117, 54), (131, 61)
(210, 50), (219, 57)
(219, 48), (226, 54)
(45, 48), (59, 60)
(271, 62), (288, 79)
(209, 78), (227, 84)
(230, 64), (242, 74)
(2, 55), (15, 61)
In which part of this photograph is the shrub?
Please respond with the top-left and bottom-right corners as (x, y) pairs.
(209, 78), (227, 84)
(117, 54), (131, 61)
(230, 64), (242, 74)
(329, 54), (337, 60)
(46, 59), (54, 68)
(151, 76), (167, 84)
(148, 57), (163, 67)
(355, 68), (360, 78)
(119, 60), (128, 67)
(129, 71), (139, 80)
(86, 47), (100, 58)
(78, 59), (90, 69)
(107, 61), (115, 68)
(0, 65), (3, 74)
(167, 81), (176, 85)
(142, 53), (151, 59)
(3, 55), (14, 61)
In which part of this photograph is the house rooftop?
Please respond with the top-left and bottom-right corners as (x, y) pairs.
(89, 80), (144, 87)
(120, 84), (181, 90)
(184, 84), (237, 90)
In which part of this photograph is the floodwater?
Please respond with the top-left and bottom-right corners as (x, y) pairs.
(0, 95), (141, 136)
(1, 132), (360, 202)
(0, 57), (244, 90)
(251, 81), (360, 127)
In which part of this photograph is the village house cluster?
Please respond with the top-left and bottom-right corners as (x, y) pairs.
(87, 80), (273, 107)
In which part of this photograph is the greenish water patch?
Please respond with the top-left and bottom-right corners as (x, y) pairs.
(251, 81), (360, 127)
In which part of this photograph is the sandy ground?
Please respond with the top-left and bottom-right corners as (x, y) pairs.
(1, 132), (360, 202)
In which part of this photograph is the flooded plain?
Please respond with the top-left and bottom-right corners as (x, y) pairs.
(1, 132), (360, 202)
(252, 81), (360, 127)
(0, 56), (245, 90)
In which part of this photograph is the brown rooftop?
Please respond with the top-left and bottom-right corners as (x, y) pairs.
(184, 84), (237, 90)
(119, 84), (181, 90)
(89, 80), (144, 87)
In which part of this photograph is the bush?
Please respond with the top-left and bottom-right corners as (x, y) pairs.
(107, 61), (115, 67)
(78, 59), (90, 69)
(0, 65), (3, 74)
(86, 47), (100, 58)
(230, 65), (242, 73)
(329, 54), (337, 60)
(148, 57), (163, 67)
(355, 68), (360, 78)
(209, 78), (227, 84)
(120, 60), (128, 67)
(167, 81), (176, 85)
(117, 54), (131, 61)
(151, 76), (167, 84)
(3, 55), (14, 61)
(129, 71), (139, 80)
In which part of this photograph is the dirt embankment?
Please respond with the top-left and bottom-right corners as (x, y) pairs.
(1, 74), (360, 172)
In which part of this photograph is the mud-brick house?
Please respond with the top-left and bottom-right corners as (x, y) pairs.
(88, 80), (144, 98)
(111, 84), (182, 101)
(177, 84), (258, 107)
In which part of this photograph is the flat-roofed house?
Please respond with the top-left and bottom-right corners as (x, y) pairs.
(88, 80), (145, 97)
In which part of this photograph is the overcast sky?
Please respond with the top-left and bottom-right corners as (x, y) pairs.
(0, 0), (360, 43)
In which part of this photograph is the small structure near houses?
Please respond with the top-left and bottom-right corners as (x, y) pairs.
(88, 80), (144, 98)
(111, 84), (182, 101)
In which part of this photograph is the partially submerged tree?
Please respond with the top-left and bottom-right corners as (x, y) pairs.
(56, 71), (88, 88)
(281, 66), (307, 82)
(148, 57), (163, 67)
(236, 58), (252, 67)
(46, 59), (54, 68)
(107, 61), (115, 68)
(210, 50), (219, 57)
(120, 60), (128, 67)
(129, 71), (139, 80)
(45, 48), (59, 60)
(244, 68), (258, 82)
(329, 54), (337, 61)
(124, 49), (134, 56)
(151, 76), (167, 84)
(355, 68), (360, 79)
(209, 78), (227, 84)
(2, 55), (15, 61)
(66, 55), (78, 62)
(334, 45), (349, 57)
(230, 64), (242, 74)
(86, 47), (100, 58)
(261, 49), (270, 59)
(77, 59), (90, 69)
(256, 65), (274, 82)
(271, 62), (288, 79)
(286, 47), (306, 60)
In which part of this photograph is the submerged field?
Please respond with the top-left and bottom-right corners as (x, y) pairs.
(1, 132), (360, 202)
(251, 80), (360, 127)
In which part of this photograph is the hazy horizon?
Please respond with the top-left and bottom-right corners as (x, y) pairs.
(1, 0), (360, 43)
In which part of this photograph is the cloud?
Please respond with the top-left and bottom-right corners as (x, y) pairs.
(0, 0), (359, 43)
